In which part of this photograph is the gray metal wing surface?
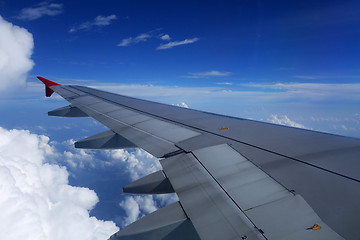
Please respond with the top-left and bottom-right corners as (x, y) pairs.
(39, 77), (360, 239)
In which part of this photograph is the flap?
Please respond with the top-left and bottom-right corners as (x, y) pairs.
(123, 170), (174, 194)
(48, 105), (88, 117)
(75, 130), (137, 149)
(109, 202), (200, 240)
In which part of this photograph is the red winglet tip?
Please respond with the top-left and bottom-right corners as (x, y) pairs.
(37, 76), (60, 97)
(37, 76), (61, 87)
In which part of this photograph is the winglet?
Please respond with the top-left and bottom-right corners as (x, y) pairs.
(37, 76), (61, 97)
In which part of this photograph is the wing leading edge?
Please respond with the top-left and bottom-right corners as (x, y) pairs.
(38, 76), (360, 239)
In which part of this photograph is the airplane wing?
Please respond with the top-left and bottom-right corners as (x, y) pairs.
(38, 76), (360, 240)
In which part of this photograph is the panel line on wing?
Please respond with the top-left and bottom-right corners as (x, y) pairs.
(185, 144), (344, 240)
(81, 104), (175, 144)
(189, 149), (270, 235)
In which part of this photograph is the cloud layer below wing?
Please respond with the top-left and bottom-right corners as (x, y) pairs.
(0, 127), (118, 240)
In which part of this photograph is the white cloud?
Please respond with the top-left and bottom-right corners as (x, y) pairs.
(216, 82), (233, 85)
(294, 75), (360, 80)
(117, 33), (151, 47)
(0, 126), (118, 240)
(117, 30), (174, 47)
(111, 149), (162, 228)
(93, 15), (117, 26)
(183, 70), (232, 78)
(119, 195), (157, 228)
(243, 82), (360, 101)
(118, 194), (179, 228)
(106, 149), (178, 229)
(160, 34), (171, 41)
(175, 102), (189, 108)
(70, 15), (117, 32)
(62, 139), (95, 169)
(107, 149), (161, 180)
(154, 194), (178, 206)
(89, 83), (220, 99)
(119, 196), (140, 227)
(294, 75), (328, 80)
(71, 81), (360, 109)
(157, 37), (199, 50)
(116, 31), (196, 50)
(16, 2), (63, 21)
(0, 16), (34, 92)
(268, 114), (308, 129)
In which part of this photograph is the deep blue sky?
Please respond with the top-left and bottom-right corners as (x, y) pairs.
(2, 0), (360, 86)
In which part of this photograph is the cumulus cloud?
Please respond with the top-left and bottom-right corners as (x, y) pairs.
(183, 70), (232, 78)
(16, 2), (63, 21)
(156, 37), (199, 50)
(119, 195), (157, 227)
(105, 149), (178, 228)
(174, 102), (189, 108)
(106, 149), (161, 180)
(59, 138), (162, 174)
(268, 114), (308, 129)
(0, 127), (118, 240)
(119, 196), (140, 227)
(0, 16), (34, 91)
(117, 33), (151, 47)
(70, 14), (117, 32)
(119, 194), (178, 228)
(62, 139), (95, 169)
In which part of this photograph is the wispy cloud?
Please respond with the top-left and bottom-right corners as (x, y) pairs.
(117, 31), (196, 50)
(216, 82), (233, 85)
(117, 33), (152, 47)
(182, 70), (232, 78)
(294, 75), (360, 80)
(294, 75), (330, 80)
(157, 37), (199, 50)
(81, 81), (360, 105)
(160, 34), (171, 41)
(117, 31), (171, 47)
(69, 14), (117, 32)
(16, 2), (63, 21)
(244, 82), (360, 101)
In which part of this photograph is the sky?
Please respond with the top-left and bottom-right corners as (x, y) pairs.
(0, 1), (360, 239)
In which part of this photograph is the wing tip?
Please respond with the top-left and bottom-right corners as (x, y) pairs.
(37, 76), (61, 97)
(37, 76), (61, 87)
